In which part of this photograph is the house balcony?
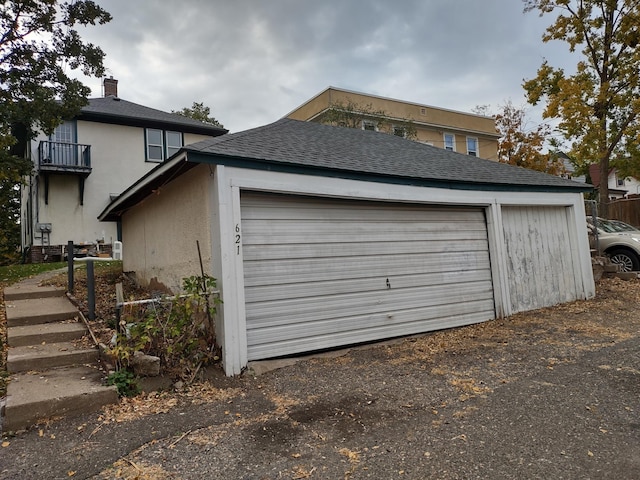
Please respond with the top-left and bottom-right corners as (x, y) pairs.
(38, 141), (92, 175)
(38, 141), (92, 205)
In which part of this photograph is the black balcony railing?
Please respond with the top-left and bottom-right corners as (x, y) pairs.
(38, 141), (92, 173)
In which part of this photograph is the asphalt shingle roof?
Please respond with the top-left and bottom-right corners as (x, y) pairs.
(100, 118), (592, 221)
(184, 118), (590, 191)
(78, 96), (227, 135)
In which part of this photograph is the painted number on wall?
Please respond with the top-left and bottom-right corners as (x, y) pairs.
(235, 224), (241, 255)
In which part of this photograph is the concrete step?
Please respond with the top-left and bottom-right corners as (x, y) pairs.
(7, 342), (98, 373)
(2, 366), (118, 433)
(5, 296), (78, 327)
(3, 284), (65, 301)
(7, 322), (88, 347)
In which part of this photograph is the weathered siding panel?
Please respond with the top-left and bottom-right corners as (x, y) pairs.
(241, 193), (495, 360)
(502, 206), (580, 313)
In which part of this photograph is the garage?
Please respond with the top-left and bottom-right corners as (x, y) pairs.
(241, 192), (495, 360)
(100, 118), (596, 375)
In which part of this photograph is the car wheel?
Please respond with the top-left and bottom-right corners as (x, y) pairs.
(607, 248), (640, 272)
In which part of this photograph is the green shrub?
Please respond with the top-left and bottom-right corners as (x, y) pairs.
(108, 274), (221, 381)
(106, 370), (140, 397)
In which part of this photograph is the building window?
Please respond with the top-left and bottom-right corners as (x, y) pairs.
(362, 120), (376, 131)
(146, 128), (164, 162)
(48, 121), (77, 165)
(53, 121), (75, 144)
(166, 131), (183, 158)
(444, 133), (455, 151)
(393, 126), (406, 137)
(467, 137), (478, 157)
(146, 129), (184, 162)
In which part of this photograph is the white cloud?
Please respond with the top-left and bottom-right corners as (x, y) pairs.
(72, 0), (578, 132)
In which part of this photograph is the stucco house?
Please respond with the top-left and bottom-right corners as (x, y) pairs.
(20, 77), (227, 262)
(286, 86), (500, 161)
(100, 119), (595, 376)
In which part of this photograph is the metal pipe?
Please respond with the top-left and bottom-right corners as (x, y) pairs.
(67, 240), (74, 291)
(87, 259), (95, 321)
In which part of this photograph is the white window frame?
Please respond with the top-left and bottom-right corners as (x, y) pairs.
(166, 131), (183, 158)
(146, 128), (164, 162)
(443, 133), (455, 151)
(362, 120), (377, 132)
(467, 136), (478, 157)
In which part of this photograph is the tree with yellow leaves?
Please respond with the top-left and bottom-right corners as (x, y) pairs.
(523, 0), (640, 216)
(494, 101), (565, 174)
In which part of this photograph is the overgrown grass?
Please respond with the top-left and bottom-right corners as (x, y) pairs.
(0, 262), (67, 287)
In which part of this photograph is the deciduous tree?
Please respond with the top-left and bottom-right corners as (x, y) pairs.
(494, 101), (564, 174)
(523, 0), (640, 216)
(0, 0), (111, 263)
(174, 102), (225, 129)
(320, 100), (417, 140)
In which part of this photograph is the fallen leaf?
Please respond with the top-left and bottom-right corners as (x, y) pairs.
(2, 441), (10, 448)
(67, 471), (76, 477)
(588, 451), (594, 457)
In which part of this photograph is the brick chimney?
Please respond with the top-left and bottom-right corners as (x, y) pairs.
(103, 76), (118, 97)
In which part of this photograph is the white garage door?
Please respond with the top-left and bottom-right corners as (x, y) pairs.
(502, 206), (581, 313)
(241, 193), (495, 360)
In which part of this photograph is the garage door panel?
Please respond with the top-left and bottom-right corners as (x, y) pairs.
(244, 269), (493, 303)
(248, 299), (495, 344)
(243, 227), (488, 245)
(241, 200), (484, 223)
(248, 309), (495, 360)
(243, 252), (491, 286)
(246, 280), (495, 326)
(502, 206), (580, 312)
(244, 239), (490, 261)
(242, 193), (495, 361)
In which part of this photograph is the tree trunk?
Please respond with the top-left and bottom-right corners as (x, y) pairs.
(599, 154), (610, 218)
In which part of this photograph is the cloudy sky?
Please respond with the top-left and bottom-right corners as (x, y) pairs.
(72, 0), (576, 133)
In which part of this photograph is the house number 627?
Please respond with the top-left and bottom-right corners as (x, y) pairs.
(235, 224), (241, 255)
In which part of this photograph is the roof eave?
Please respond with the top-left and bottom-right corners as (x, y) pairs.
(185, 150), (594, 194)
(78, 111), (228, 136)
(98, 152), (196, 221)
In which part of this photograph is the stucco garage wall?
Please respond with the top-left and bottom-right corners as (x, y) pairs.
(121, 164), (212, 292)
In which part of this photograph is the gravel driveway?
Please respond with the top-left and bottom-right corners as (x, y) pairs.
(2, 277), (639, 479)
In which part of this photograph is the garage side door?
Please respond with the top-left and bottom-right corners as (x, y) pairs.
(502, 206), (580, 313)
(241, 193), (495, 361)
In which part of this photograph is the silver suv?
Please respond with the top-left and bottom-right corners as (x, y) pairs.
(587, 217), (640, 271)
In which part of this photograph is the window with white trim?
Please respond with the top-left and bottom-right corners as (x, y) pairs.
(166, 131), (183, 158)
(444, 133), (455, 151)
(466, 136), (478, 157)
(146, 128), (164, 162)
(146, 129), (184, 162)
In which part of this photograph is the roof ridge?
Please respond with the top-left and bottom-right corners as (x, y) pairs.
(185, 118), (293, 150)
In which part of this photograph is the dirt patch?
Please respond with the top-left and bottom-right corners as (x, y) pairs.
(3, 275), (640, 479)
